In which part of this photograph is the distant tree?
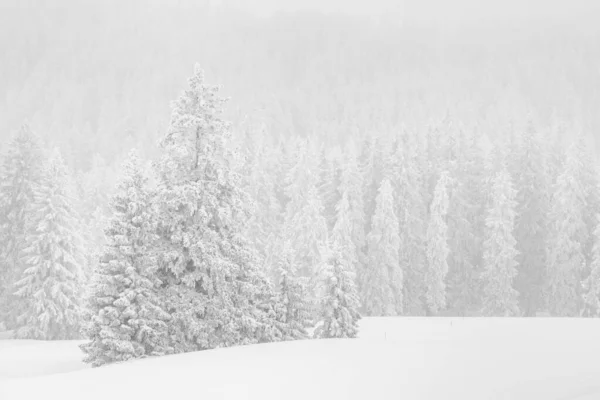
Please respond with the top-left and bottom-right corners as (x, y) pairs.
(314, 244), (361, 339)
(391, 133), (428, 316)
(425, 171), (451, 315)
(582, 213), (600, 317)
(511, 122), (549, 316)
(80, 150), (172, 367)
(13, 149), (85, 339)
(481, 168), (520, 316)
(0, 125), (44, 330)
(445, 129), (485, 316)
(546, 143), (588, 317)
(363, 178), (400, 316)
(275, 242), (313, 341)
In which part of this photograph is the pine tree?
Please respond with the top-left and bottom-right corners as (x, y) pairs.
(363, 178), (400, 316)
(425, 171), (451, 315)
(391, 133), (428, 316)
(337, 143), (366, 291)
(512, 122), (549, 316)
(314, 244), (361, 339)
(153, 65), (276, 352)
(13, 149), (85, 339)
(0, 125), (44, 330)
(275, 242), (312, 340)
(546, 143), (588, 316)
(80, 150), (172, 367)
(446, 129), (485, 316)
(582, 213), (600, 317)
(481, 168), (520, 316)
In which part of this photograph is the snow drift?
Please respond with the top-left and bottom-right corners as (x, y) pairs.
(1, 317), (600, 400)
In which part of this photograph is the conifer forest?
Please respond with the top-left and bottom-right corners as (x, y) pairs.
(1, 0), (600, 368)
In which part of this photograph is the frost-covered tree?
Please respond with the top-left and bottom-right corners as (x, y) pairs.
(364, 178), (400, 316)
(153, 65), (277, 352)
(0, 125), (44, 330)
(331, 191), (357, 272)
(546, 143), (588, 317)
(425, 171), (451, 315)
(337, 144), (366, 286)
(391, 134), (428, 316)
(275, 242), (313, 341)
(314, 245), (361, 339)
(481, 168), (520, 316)
(13, 149), (85, 339)
(286, 185), (329, 282)
(80, 150), (172, 367)
(582, 213), (600, 317)
(512, 122), (549, 316)
(446, 130), (485, 316)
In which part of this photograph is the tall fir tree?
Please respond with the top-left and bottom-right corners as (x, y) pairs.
(390, 134), (428, 316)
(275, 242), (313, 340)
(582, 213), (600, 317)
(314, 244), (361, 339)
(363, 178), (400, 316)
(445, 129), (485, 316)
(512, 122), (549, 316)
(153, 65), (278, 352)
(546, 143), (588, 316)
(80, 150), (172, 367)
(337, 143), (366, 291)
(425, 171), (451, 315)
(0, 124), (44, 330)
(13, 149), (85, 339)
(481, 168), (520, 316)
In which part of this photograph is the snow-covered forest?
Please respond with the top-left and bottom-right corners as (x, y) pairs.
(2, 0), (600, 369)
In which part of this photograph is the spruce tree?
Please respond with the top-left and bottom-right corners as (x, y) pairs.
(80, 150), (172, 367)
(425, 171), (451, 315)
(446, 130), (485, 316)
(314, 244), (361, 339)
(337, 144), (366, 291)
(546, 143), (588, 316)
(391, 133), (428, 316)
(364, 178), (400, 316)
(582, 213), (600, 317)
(0, 124), (44, 330)
(275, 242), (312, 340)
(512, 122), (549, 316)
(481, 168), (520, 316)
(153, 65), (277, 352)
(13, 149), (85, 339)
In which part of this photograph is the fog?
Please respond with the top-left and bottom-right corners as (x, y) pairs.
(1, 1), (600, 397)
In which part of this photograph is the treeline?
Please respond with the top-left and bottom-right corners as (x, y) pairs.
(236, 113), (600, 318)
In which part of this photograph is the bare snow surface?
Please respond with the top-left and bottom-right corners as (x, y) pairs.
(1, 317), (600, 400)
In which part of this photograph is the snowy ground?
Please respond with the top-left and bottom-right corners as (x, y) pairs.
(1, 317), (600, 400)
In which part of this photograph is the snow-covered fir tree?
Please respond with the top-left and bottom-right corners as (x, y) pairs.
(446, 130), (485, 316)
(391, 133), (428, 316)
(80, 150), (172, 367)
(13, 148), (85, 339)
(512, 122), (549, 316)
(425, 171), (451, 315)
(481, 168), (520, 317)
(546, 143), (588, 316)
(153, 65), (278, 352)
(275, 242), (313, 340)
(314, 244), (361, 339)
(337, 143), (366, 290)
(364, 178), (400, 316)
(0, 125), (44, 330)
(582, 213), (600, 317)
